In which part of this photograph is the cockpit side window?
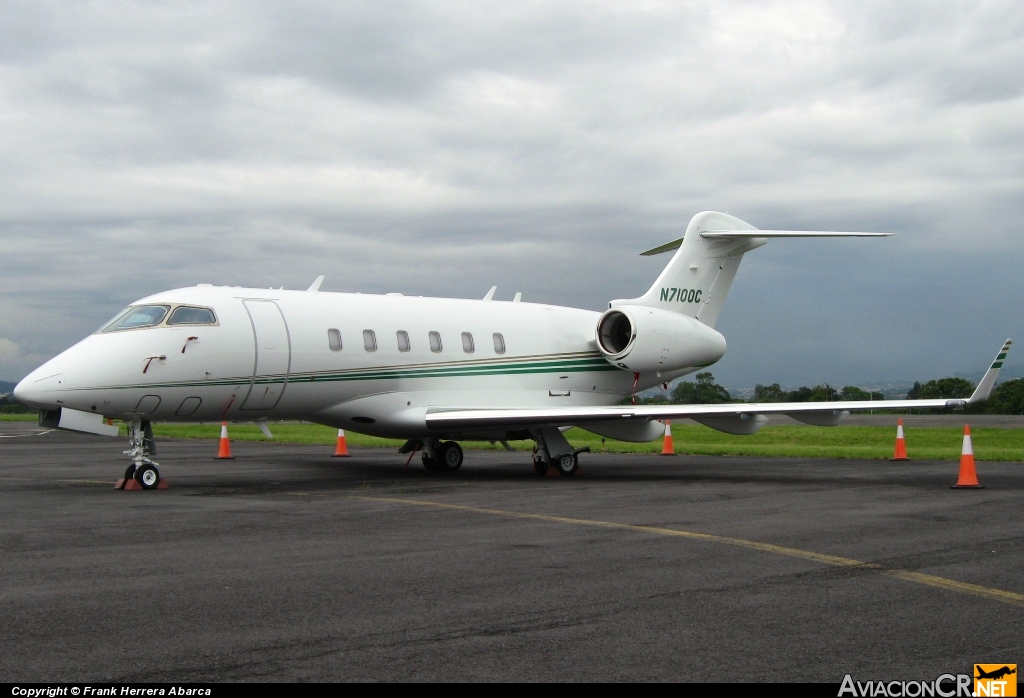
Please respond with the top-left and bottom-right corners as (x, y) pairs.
(101, 305), (170, 332)
(167, 306), (217, 325)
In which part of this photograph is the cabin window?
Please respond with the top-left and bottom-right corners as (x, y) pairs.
(101, 305), (170, 332)
(462, 332), (475, 353)
(363, 330), (377, 352)
(397, 331), (410, 352)
(493, 333), (506, 354)
(429, 331), (442, 353)
(327, 329), (342, 351)
(168, 306), (217, 325)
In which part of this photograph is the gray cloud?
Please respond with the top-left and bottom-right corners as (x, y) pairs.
(2, 0), (1022, 390)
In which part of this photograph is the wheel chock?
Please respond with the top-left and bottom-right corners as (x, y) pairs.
(156, 479), (169, 490)
(545, 466), (560, 477)
(115, 478), (127, 490)
(122, 478), (144, 491)
(574, 466), (584, 476)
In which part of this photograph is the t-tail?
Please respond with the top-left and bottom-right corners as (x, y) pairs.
(613, 211), (892, 328)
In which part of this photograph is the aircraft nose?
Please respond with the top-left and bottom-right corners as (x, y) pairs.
(13, 370), (62, 409)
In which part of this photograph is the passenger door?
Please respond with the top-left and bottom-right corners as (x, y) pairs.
(240, 300), (291, 410)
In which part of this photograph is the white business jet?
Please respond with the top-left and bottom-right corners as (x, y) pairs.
(14, 212), (1011, 488)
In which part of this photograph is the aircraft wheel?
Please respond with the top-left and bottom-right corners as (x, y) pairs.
(533, 458), (548, 476)
(133, 464), (160, 489)
(123, 464), (137, 481)
(421, 452), (439, 470)
(555, 453), (578, 476)
(438, 441), (463, 471)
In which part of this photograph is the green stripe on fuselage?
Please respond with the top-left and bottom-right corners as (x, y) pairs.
(72, 354), (621, 392)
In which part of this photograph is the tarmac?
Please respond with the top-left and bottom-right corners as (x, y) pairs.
(1, 421), (1022, 682)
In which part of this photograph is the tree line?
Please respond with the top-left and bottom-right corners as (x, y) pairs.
(0, 396), (33, 413)
(639, 372), (1024, 414)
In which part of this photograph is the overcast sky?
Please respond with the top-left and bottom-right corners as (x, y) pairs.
(2, 1), (1022, 389)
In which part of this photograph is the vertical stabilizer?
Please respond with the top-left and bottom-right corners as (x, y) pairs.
(613, 211), (766, 328)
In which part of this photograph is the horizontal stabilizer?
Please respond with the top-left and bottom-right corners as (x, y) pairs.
(639, 230), (892, 256)
(701, 230), (893, 238)
(640, 237), (686, 256)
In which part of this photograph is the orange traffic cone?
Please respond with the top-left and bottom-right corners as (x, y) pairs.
(214, 421), (235, 460)
(661, 420), (676, 456)
(952, 425), (983, 489)
(890, 418), (910, 461)
(332, 429), (350, 457)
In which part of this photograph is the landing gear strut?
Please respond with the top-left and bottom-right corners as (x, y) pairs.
(117, 418), (165, 490)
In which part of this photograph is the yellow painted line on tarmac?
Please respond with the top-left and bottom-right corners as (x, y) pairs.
(354, 495), (1024, 608)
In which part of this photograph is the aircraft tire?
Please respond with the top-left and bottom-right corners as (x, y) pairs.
(555, 453), (578, 476)
(439, 441), (463, 471)
(123, 464), (137, 481)
(533, 459), (547, 476)
(421, 452), (439, 470)
(134, 464), (160, 489)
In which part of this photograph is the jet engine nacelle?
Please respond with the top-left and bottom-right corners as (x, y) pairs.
(595, 305), (726, 374)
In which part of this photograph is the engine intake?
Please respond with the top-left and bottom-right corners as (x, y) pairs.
(597, 310), (635, 356)
(595, 305), (726, 374)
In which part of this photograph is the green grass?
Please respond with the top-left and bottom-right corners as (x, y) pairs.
(0, 413), (36, 421)
(9, 410), (1018, 460)
(145, 422), (1024, 462)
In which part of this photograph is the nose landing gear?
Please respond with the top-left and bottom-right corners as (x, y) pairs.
(116, 419), (168, 490)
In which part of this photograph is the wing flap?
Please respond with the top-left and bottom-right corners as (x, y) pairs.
(424, 398), (962, 431)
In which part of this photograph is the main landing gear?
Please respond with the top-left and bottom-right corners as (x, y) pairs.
(533, 449), (588, 476)
(532, 426), (588, 476)
(420, 439), (464, 472)
(401, 432), (588, 477)
(117, 418), (167, 490)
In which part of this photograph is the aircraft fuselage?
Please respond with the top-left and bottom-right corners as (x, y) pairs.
(16, 285), (721, 439)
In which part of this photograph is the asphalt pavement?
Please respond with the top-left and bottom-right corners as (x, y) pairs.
(1, 422), (1021, 682)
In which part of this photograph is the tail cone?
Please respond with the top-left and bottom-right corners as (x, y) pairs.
(890, 418), (910, 461)
(215, 421), (235, 460)
(332, 429), (350, 457)
(660, 420), (676, 456)
(952, 425), (984, 489)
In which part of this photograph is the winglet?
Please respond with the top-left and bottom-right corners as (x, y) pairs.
(306, 275), (325, 292)
(968, 339), (1013, 404)
(483, 286), (497, 301)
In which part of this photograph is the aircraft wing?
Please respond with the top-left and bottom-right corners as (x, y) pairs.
(425, 339), (1011, 433)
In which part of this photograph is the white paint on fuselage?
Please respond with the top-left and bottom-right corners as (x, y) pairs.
(16, 285), (710, 439)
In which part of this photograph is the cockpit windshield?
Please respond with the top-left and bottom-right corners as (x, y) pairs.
(167, 306), (217, 325)
(100, 305), (170, 332)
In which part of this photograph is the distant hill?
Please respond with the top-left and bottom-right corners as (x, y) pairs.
(0, 381), (15, 395)
(953, 362), (1024, 383)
